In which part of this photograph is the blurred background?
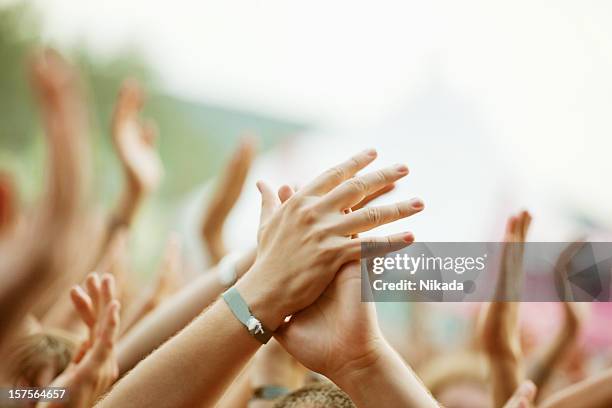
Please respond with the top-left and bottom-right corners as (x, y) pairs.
(1, 0), (612, 333)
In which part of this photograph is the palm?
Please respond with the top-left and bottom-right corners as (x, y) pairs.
(112, 81), (162, 191)
(276, 262), (381, 377)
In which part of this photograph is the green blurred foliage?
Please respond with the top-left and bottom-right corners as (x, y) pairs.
(0, 3), (306, 275)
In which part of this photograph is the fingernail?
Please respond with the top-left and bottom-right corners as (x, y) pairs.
(403, 233), (414, 243)
(395, 164), (409, 174)
(411, 198), (424, 210)
(364, 148), (377, 157)
(255, 181), (263, 193)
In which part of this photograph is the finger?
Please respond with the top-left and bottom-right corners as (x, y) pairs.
(85, 273), (101, 315)
(321, 164), (409, 211)
(520, 210), (532, 241)
(215, 135), (257, 206)
(278, 184), (295, 204)
(100, 274), (115, 308)
(256, 180), (280, 224)
(351, 183), (395, 211)
(70, 286), (96, 328)
(93, 300), (121, 361)
(335, 199), (424, 235)
(504, 215), (517, 240)
(300, 149), (377, 196)
(342, 232), (415, 261)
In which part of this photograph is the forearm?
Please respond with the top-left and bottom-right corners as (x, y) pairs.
(539, 367), (612, 408)
(117, 250), (255, 374)
(100, 298), (261, 407)
(332, 341), (439, 408)
(529, 303), (580, 393)
(482, 302), (522, 408)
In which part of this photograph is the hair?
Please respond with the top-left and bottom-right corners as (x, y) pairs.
(6, 329), (77, 386)
(273, 382), (355, 408)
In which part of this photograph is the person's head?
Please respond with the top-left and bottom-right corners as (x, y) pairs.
(7, 330), (77, 387)
(273, 382), (355, 408)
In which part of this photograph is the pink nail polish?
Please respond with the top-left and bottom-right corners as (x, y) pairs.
(403, 233), (414, 243)
(395, 164), (409, 174)
(411, 199), (424, 210)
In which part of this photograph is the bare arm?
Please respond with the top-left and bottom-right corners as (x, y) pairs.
(100, 150), (418, 407)
(117, 248), (255, 374)
(479, 211), (531, 408)
(0, 49), (90, 347)
(201, 136), (256, 265)
(539, 367), (612, 408)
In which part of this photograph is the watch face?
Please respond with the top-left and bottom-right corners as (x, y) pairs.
(247, 316), (264, 335)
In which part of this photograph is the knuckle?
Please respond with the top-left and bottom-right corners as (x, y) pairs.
(366, 207), (382, 224)
(298, 205), (318, 225)
(375, 169), (388, 184)
(326, 166), (346, 182)
(348, 177), (368, 193)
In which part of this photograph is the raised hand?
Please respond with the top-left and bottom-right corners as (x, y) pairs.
(0, 49), (91, 346)
(111, 80), (162, 194)
(201, 136), (256, 264)
(479, 210), (532, 408)
(98, 150), (425, 408)
(40, 273), (121, 408)
(237, 149), (424, 331)
(528, 241), (586, 396)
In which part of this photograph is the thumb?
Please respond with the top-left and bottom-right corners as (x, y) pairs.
(256, 180), (279, 225)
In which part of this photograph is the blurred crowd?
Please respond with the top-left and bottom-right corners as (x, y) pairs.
(0, 48), (611, 408)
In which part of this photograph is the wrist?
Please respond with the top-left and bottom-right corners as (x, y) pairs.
(234, 263), (287, 331)
(328, 338), (391, 393)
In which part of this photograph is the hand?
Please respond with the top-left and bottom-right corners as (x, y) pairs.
(41, 273), (121, 408)
(111, 80), (162, 194)
(497, 210), (532, 301)
(275, 261), (383, 380)
(201, 136), (256, 264)
(236, 149), (424, 330)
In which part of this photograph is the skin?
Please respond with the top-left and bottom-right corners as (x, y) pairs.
(538, 367), (612, 408)
(120, 234), (184, 335)
(0, 172), (16, 236)
(38, 273), (121, 408)
(0, 49), (90, 348)
(201, 135), (257, 264)
(276, 260), (437, 408)
(98, 149), (423, 407)
(94, 79), (162, 263)
(528, 242), (585, 398)
(502, 381), (537, 408)
(43, 79), (162, 332)
(115, 248), (256, 375)
(479, 211), (531, 408)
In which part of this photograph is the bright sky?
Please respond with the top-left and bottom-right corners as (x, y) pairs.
(19, 0), (612, 228)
